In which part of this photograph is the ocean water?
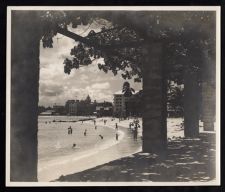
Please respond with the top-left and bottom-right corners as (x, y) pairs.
(38, 116), (141, 181)
(37, 116), (212, 181)
(38, 116), (186, 164)
(38, 116), (116, 167)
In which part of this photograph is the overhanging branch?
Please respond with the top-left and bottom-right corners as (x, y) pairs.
(56, 27), (143, 50)
(56, 27), (142, 72)
(57, 27), (99, 48)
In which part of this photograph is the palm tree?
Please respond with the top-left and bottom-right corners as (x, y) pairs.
(122, 82), (135, 117)
(122, 82), (135, 97)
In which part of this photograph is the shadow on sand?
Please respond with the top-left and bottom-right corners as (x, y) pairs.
(57, 132), (216, 182)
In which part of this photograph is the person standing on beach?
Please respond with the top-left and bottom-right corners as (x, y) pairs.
(84, 129), (87, 136)
(133, 128), (138, 141)
(95, 125), (97, 130)
(93, 120), (96, 125)
(115, 123), (118, 130)
(68, 126), (72, 135)
(133, 121), (140, 141)
(116, 132), (119, 141)
(129, 123), (132, 129)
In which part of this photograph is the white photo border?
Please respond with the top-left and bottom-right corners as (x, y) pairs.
(6, 5), (221, 187)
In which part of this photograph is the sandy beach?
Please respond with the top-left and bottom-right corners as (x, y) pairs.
(38, 116), (212, 181)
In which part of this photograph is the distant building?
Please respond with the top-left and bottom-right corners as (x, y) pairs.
(96, 102), (113, 117)
(113, 90), (141, 117)
(113, 91), (127, 117)
(39, 110), (55, 116)
(53, 104), (65, 115)
(65, 100), (78, 115)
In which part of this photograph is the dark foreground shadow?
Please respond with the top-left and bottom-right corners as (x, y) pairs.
(57, 133), (216, 182)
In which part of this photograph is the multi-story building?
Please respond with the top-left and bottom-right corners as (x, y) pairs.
(113, 90), (140, 117)
(52, 104), (65, 115)
(65, 100), (78, 115)
(96, 102), (113, 117)
(113, 91), (127, 117)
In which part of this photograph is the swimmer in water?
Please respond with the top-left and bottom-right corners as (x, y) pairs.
(99, 134), (103, 139)
(72, 143), (76, 148)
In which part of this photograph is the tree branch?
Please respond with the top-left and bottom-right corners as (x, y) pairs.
(57, 27), (100, 48)
(57, 27), (142, 71)
(56, 27), (143, 50)
(87, 26), (123, 37)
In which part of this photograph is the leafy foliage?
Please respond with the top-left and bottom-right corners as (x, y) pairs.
(63, 26), (144, 81)
(167, 83), (184, 113)
(39, 11), (215, 85)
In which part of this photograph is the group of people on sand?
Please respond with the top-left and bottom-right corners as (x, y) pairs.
(129, 119), (140, 141)
(115, 118), (140, 141)
(113, 117), (141, 141)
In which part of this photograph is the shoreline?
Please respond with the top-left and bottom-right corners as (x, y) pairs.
(57, 132), (216, 182)
(38, 117), (141, 181)
(38, 117), (216, 182)
(52, 118), (96, 123)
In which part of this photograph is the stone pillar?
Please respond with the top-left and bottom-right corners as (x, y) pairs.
(201, 50), (216, 131)
(201, 82), (215, 131)
(11, 11), (41, 181)
(142, 42), (167, 154)
(184, 69), (200, 137)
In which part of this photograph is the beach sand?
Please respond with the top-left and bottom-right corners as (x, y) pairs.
(38, 116), (213, 181)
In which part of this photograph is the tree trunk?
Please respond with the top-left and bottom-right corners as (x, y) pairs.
(11, 11), (41, 181)
(184, 69), (200, 137)
(142, 42), (167, 155)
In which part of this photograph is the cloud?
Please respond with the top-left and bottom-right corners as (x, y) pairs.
(80, 74), (89, 81)
(38, 24), (143, 106)
(91, 82), (110, 89)
(39, 81), (64, 97)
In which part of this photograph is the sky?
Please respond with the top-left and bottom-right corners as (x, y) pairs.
(39, 22), (142, 107)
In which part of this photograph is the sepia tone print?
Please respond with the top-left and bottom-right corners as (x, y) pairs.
(6, 6), (220, 186)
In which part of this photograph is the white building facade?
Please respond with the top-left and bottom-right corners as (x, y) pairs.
(113, 90), (139, 117)
(65, 100), (78, 115)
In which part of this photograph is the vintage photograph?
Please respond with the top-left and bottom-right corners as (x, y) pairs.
(6, 6), (220, 186)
